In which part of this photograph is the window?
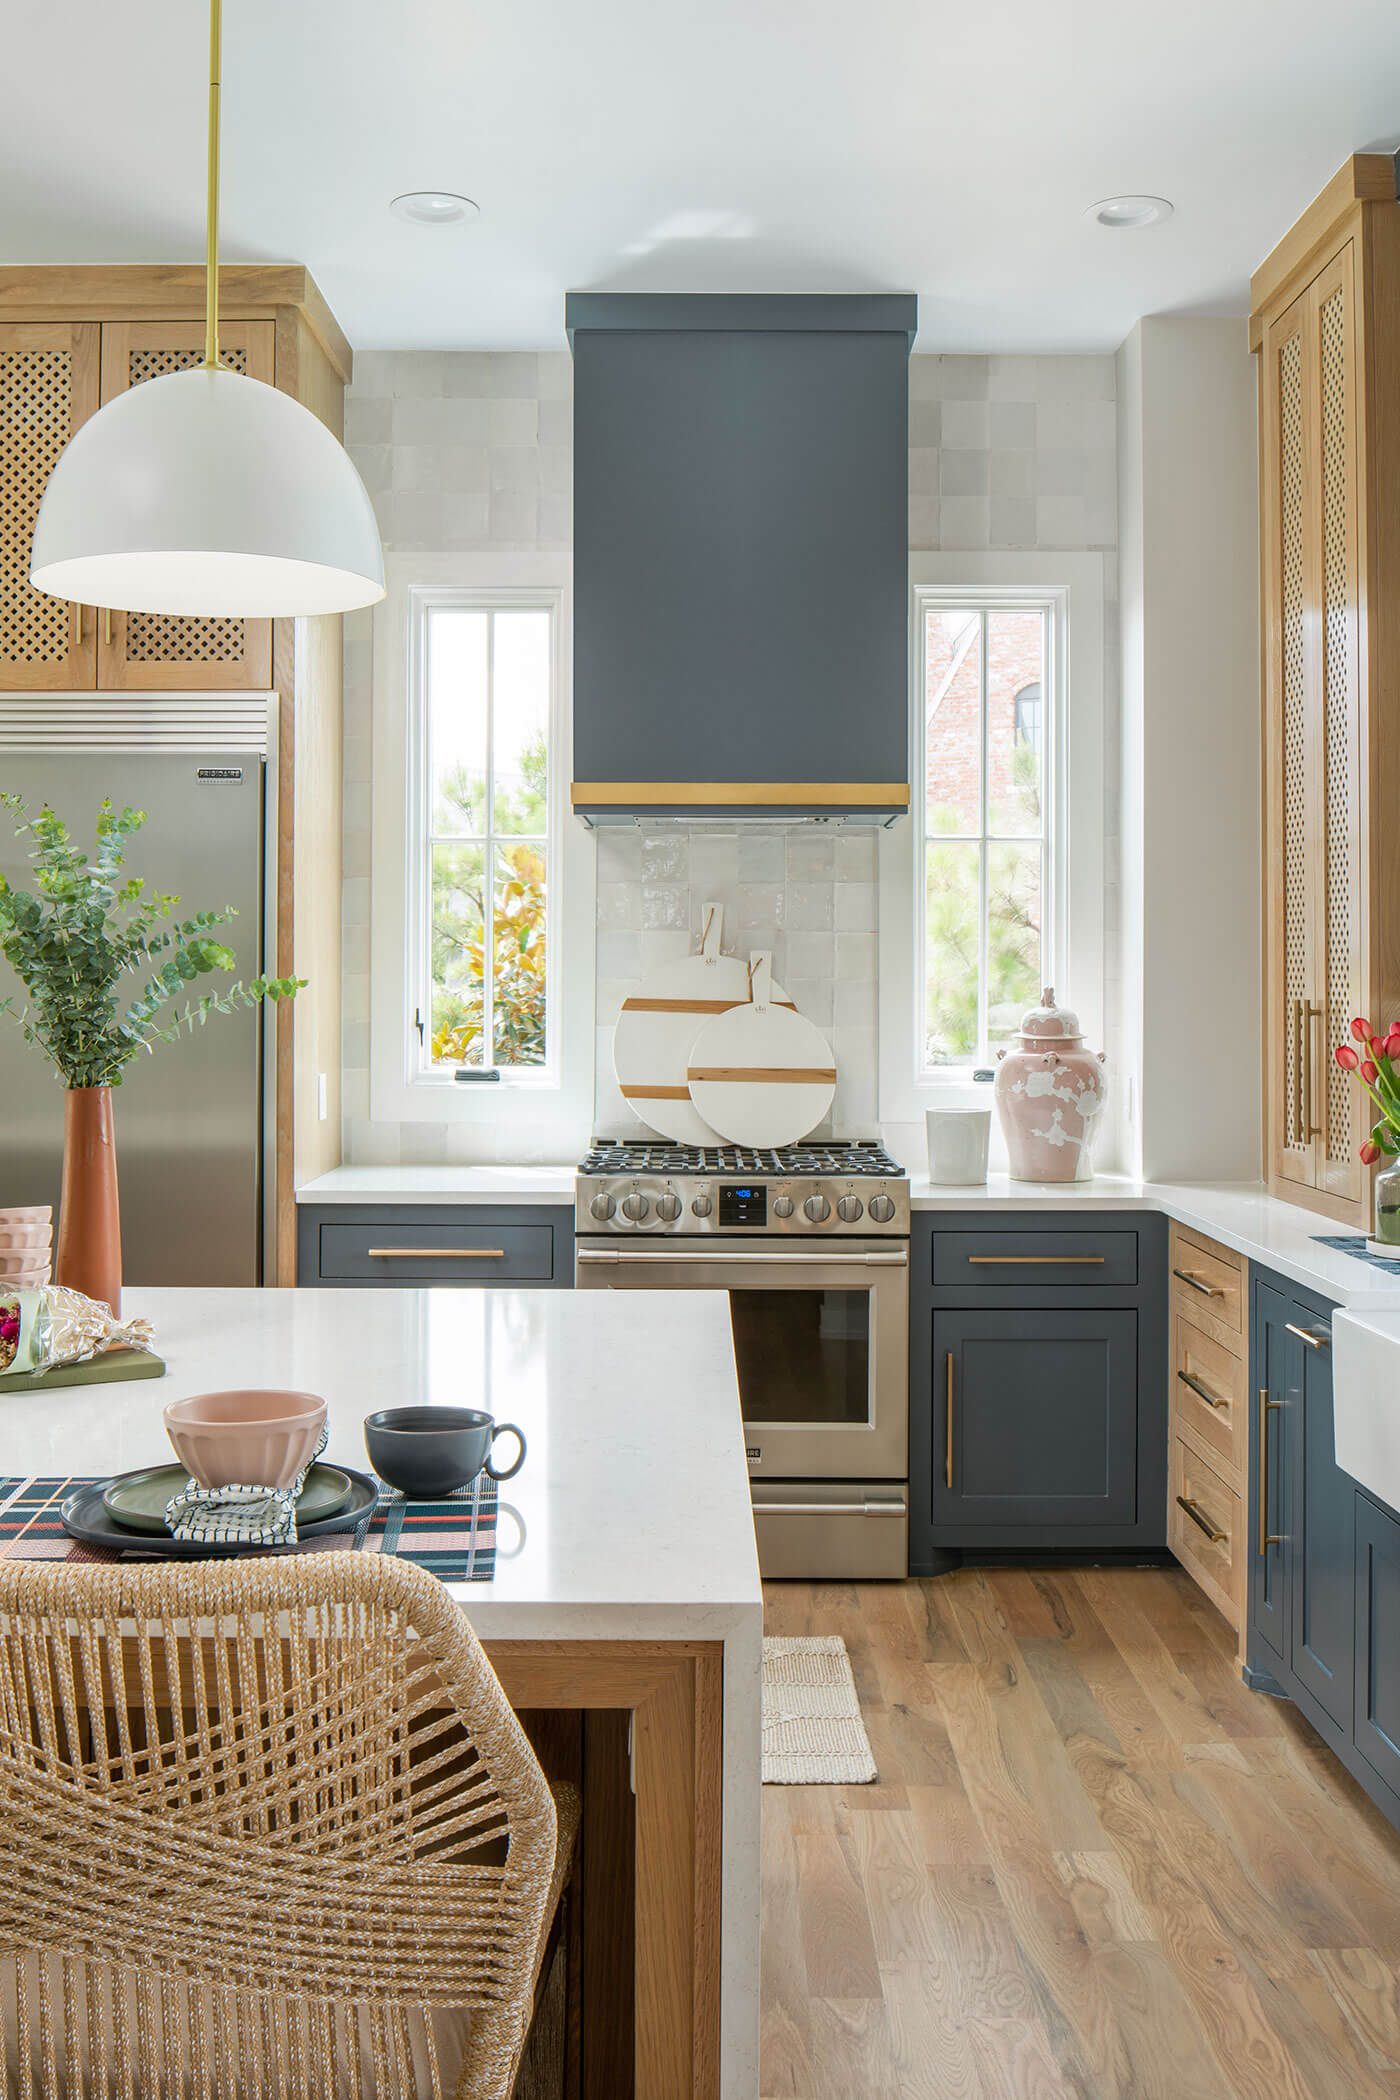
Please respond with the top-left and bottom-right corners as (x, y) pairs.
(879, 556), (1103, 1127)
(419, 602), (552, 1075)
(369, 555), (594, 1149)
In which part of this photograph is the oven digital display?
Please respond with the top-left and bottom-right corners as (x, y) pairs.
(720, 1183), (767, 1227)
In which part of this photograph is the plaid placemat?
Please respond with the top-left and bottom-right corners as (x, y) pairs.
(1313, 1233), (1400, 1274)
(0, 1472), (499, 1583)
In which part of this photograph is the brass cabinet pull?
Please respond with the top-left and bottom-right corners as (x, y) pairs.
(102, 606), (114, 648)
(366, 1247), (506, 1260)
(1292, 997), (1304, 1144)
(1258, 1387), (1285, 1555)
(1285, 1320), (1329, 1350)
(1178, 1369), (1229, 1411)
(1301, 1000), (1322, 1141)
(73, 604), (86, 647)
(1172, 1268), (1224, 1298)
(1176, 1493), (1226, 1544)
(944, 1351), (955, 1489)
(967, 1255), (1106, 1266)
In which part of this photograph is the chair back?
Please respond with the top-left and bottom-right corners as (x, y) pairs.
(0, 1552), (558, 2100)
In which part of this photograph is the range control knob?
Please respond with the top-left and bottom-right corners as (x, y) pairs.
(867, 1193), (897, 1224)
(803, 1193), (831, 1223)
(836, 1194), (864, 1223)
(691, 1192), (713, 1217)
(656, 1192), (683, 1222)
(771, 1194), (795, 1218)
(621, 1191), (652, 1222)
(588, 1191), (616, 1221)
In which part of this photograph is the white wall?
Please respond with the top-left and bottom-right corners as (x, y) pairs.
(1116, 317), (1260, 1182)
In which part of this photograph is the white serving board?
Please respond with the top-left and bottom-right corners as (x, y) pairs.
(687, 951), (836, 1148)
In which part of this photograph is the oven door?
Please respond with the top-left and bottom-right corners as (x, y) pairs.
(575, 1237), (908, 1481)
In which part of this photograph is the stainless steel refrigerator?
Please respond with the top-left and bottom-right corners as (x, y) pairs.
(0, 696), (276, 1286)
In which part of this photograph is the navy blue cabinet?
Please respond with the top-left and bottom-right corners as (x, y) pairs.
(910, 1212), (1167, 1570)
(1247, 1266), (1399, 1836)
(932, 1309), (1138, 1531)
(297, 1206), (575, 1288)
(1355, 1493), (1400, 1801)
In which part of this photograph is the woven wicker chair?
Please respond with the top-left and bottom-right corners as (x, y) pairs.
(0, 1552), (578, 2099)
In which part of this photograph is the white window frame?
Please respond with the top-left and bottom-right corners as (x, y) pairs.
(369, 553), (595, 1151)
(879, 552), (1105, 1123)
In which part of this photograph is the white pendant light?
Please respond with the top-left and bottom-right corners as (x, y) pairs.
(30, 0), (384, 619)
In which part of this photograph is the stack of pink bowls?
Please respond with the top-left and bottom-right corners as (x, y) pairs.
(0, 1207), (53, 1291)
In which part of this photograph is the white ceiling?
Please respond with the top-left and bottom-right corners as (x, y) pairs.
(4, 0), (1399, 354)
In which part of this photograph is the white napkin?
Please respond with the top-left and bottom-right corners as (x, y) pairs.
(165, 1426), (329, 1547)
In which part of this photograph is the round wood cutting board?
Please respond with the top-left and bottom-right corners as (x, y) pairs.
(686, 951), (836, 1147)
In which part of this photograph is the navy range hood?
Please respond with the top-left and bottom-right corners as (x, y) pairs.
(566, 292), (916, 825)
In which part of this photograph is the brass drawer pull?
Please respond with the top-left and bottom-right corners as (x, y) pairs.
(366, 1247), (506, 1260)
(967, 1255), (1106, 1266)
(1258, 1387), (1285, 1554)
(1172, 1268), (1225, 1298)
(1178, 1369), (1229, 1411)
(944, 1351), (955, 1490)
(1284, 1321), (1329, 1350)
(1175, 1494), (1226, 1545)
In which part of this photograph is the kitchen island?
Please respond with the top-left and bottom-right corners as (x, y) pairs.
(0, 1286), (762, 2100)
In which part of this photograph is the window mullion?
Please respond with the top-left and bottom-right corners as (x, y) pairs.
(977, 609), (990, 1066)
(482, 611), (496, 1071)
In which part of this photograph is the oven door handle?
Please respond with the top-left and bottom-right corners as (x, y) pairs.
(751, 1499), (906, 1517)
(576, 1248), (908, 1268)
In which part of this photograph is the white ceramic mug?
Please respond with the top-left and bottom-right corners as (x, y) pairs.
(925, 1104), (991, 1186)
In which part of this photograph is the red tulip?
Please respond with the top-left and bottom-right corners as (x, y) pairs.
(1353, 1016), (1374, 1041)
(1362, 1141), (1382, 1165)
(1363, 1059), (1379, 1084)
(1336, 1043), (1360, 1069)
(1371, 1036), (1387, 1058)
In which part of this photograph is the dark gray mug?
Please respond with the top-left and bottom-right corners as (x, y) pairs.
(363, 1405), (526, 1498)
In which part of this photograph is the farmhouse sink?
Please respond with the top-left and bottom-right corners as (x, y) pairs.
(1332, 1305), (1400, 1512)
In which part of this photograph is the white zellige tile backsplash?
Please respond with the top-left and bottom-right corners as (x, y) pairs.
(593, 826), (878, 1141)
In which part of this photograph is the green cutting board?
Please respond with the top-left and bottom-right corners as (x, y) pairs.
(0, 1348), (165, 1395)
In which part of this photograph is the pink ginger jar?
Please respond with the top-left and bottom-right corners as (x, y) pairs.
(993, 987), (1107, 1182)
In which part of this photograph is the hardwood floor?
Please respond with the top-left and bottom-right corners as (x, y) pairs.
(761, 1567), (1400, 2100)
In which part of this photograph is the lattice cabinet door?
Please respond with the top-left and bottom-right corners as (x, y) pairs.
(1262, 289), (1320, 1193)
(95, 321), (275, 691)
(1308, 248), (1364, 1207)
(0, 323), (100, 689)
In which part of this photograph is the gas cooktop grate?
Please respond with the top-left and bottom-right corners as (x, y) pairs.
(579, 1139), (906, 1179)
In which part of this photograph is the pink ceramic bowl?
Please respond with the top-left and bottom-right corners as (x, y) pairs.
(164, 1390), (327, 1490)
(0, 1268), (50, 1289)
(0, 1227), (53, 1252)
(0, 1207), (51, 1228)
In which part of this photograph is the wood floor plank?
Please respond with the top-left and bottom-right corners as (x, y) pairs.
(760, 1570), (1400, 2100)
(794, 1832), (883, 2001)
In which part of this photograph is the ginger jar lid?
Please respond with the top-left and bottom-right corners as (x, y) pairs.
(1015, 987), (1083, 1043)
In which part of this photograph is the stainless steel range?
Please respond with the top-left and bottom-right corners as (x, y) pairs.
(574, 1140), (909, 1578)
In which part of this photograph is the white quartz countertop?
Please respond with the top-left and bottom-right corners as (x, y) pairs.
(0, 1287), (762, 1639)
(296, 1165), (576, 1206)
(908, 1171), (1400, 1307)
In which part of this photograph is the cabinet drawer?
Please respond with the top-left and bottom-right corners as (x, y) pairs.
(317, 1221), (555, 1283)
(1172, 1310), (1246, 1478)
(1170, 1226), (1245, 1341)
(931, 1229), (1138, 1289)
(1169, 1434), (1243, 1632)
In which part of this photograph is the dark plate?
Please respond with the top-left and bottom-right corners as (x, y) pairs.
(62, 1467), (379, 1559)
(102, 1462), (354, 1536)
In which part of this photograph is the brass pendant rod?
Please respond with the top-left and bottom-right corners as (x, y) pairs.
(203, 0), (222, 369)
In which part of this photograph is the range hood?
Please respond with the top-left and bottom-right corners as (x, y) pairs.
(566, 292), (916, 825)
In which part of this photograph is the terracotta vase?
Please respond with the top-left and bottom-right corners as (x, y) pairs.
(993, 987), (1107, 1183)
(55, 1086), (122, 1315)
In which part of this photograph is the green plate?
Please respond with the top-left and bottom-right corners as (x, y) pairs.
(102, 1462), (354, 1536)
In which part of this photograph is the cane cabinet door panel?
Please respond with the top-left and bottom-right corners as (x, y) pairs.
(0, 323), (100, 689)
(95, 322), (275, 691)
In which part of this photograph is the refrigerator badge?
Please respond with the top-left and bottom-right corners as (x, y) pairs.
(196, 766), (245, 783)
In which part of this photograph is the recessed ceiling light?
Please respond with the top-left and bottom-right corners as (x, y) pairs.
(390, 191), (480, 227)
(1084, 195), (1174, 230)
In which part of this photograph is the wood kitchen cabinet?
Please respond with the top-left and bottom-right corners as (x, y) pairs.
(1254, 157), (1400, 1226)
(0, 321), (100, 687)
(0, 265), (357, 1283)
